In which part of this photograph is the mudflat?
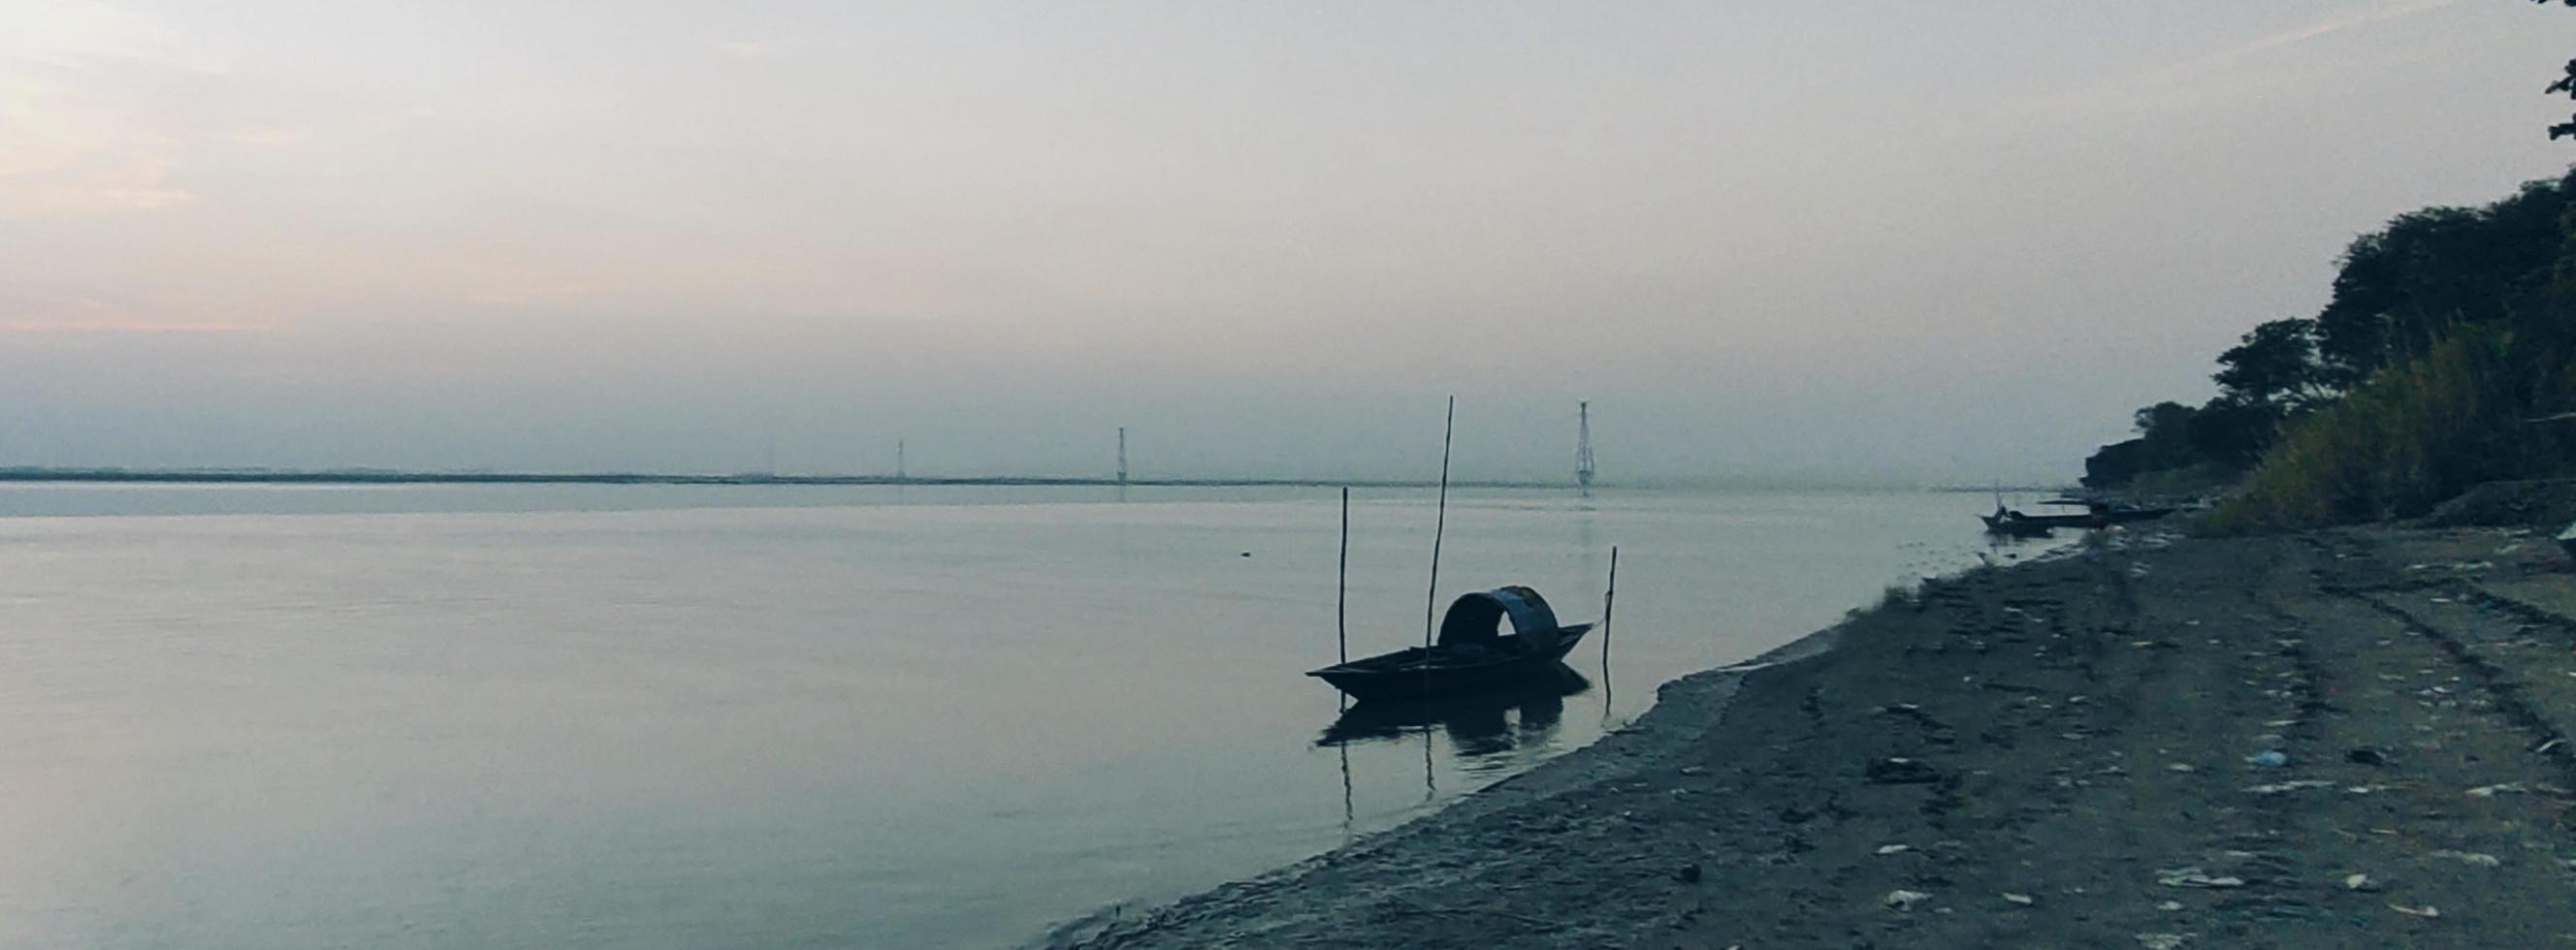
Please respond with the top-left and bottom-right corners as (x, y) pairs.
(1037, 526), (2576, 949)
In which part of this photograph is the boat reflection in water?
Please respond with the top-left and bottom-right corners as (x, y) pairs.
(1315, 665), (1593, 757)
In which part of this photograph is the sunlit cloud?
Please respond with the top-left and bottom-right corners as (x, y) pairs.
(711, 39), (789, 61)
(2000, 0), (2474, 126)
(0, 1), (223, 216)
(2188, 0), (2468, 70)
(0, 0), (228, 74)
(0, 82), (194, 215)
(0, 319), (273, 332)
(228, 127), (306, 147)
(0, 292), (270, 332)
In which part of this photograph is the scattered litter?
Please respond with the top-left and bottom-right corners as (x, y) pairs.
(1866, 758), (1942, 784)
(1883, 889), (1932, 911)
(1876, 844), (1913, 856)
(2264, 718), (2301, 728)
(2538, 739), (2566, 755)
(2345, 784), (2395, 795)
(2431, 850), (2500, 868)
(1679, 766), (1709, 776)
(2247, 750), (2290, 768)
(2003, 892), (2035, 906)
(2136, 934), (2190, 950)
(2389, 903), (2440, 918)
(2466, 783), (2528, 798)
(2167, 763), (2197, 773)
(2344, 873), (2380, 892)
(2245, 780), (2335, 795)
(2156, 868), (2246, 889)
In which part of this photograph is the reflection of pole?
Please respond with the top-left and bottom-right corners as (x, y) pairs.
(1601, 545), (1619, 669)
(1339, 741), (1354, 842)
(1116, 427), (1128, 486)
(1422, 724), (1436, 802)
(896, 439), (906, 482)
(1337, 487), (1350, 665)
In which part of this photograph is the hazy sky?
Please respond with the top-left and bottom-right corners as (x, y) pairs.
(2, 1), (2568, 483)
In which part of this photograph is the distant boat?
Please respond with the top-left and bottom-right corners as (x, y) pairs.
(1308, 586), (1592, 702)
(1981, 499), (2176, 536)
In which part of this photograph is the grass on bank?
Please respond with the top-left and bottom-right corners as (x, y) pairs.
(2206, 330), (2575, 533)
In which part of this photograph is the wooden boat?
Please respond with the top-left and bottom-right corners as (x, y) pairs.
(2046, 498), (2180, 524)
(1981, 500), (2177, 535)
(1308, 586), (1593, 702)
(1980, 505), (2081, 536)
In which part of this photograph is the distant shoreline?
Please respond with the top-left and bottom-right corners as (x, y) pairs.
(0, 468), (1557, 490)
(0, 469), (2068, 493)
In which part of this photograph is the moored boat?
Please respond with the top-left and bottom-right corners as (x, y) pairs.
(1308, 586), (1592, 702)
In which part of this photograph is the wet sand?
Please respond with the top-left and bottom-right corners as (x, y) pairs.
(1032, 526), (2576, 949)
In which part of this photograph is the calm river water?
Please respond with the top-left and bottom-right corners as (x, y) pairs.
(0, 484), (2056, 948)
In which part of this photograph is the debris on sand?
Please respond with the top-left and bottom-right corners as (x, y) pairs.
(2156, 868), (2246, 889)
(2431, 850), (2501, 869)
(2246, 749), (2289, 768)
(2390, 903), (2441, 918)
(1865, 757), (1942, 784)
(2243, 780), (2334, 796)
(2343, 873), (2380, 892)
(2464, 783), (2528, 798)
(2003, 892), (2035, 906)
(1883, 889), (1932, 911)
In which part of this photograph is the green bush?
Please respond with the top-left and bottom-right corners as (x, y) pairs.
(2206, 329), (2569, 532)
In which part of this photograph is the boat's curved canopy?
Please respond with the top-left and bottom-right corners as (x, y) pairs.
(1436, 586), (1563, 649)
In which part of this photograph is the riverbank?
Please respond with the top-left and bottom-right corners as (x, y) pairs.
(1032, 524), (2576, 948)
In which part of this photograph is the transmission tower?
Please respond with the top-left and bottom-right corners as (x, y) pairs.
(1576, 401), (1596, 492)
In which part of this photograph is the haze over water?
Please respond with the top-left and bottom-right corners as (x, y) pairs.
(0, 484), (2056, 948)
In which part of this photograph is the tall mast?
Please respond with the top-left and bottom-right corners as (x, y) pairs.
(1576, 401), (1596, 491)
(896, 439), (906, 482)
(1116, 427), (1128, 485)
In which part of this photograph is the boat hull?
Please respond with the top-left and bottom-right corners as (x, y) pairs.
(1308, 625), (1592, 702)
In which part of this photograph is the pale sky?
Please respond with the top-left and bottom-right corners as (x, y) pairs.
(1, 1), (2567, 483)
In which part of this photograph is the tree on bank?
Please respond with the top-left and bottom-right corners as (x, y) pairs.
(2546, 0), (2576, 139)
(2090, 171), (2576, 504)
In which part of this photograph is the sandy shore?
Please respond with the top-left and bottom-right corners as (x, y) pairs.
(1029, 525), (2576, 949)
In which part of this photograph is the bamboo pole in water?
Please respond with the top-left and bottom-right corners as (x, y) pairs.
(1601, 545), (1620, 668)
(1424, 396), (1455, 649)
(1337, 487), (1350, 665)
